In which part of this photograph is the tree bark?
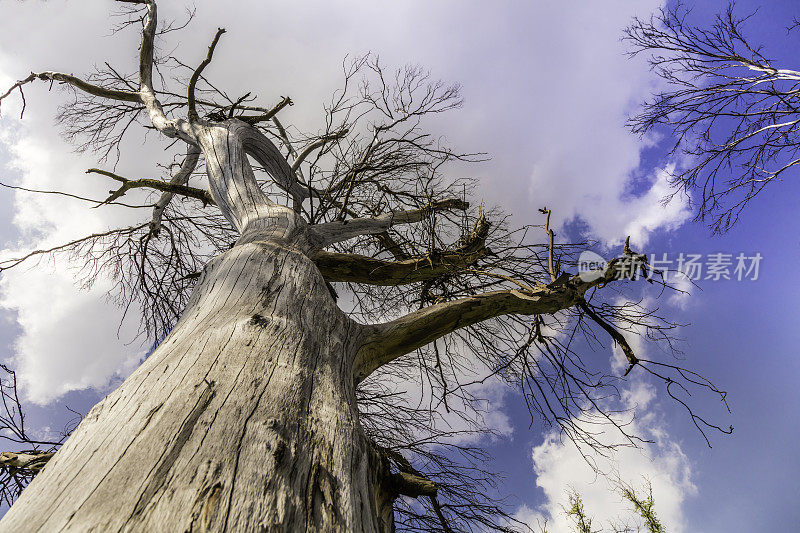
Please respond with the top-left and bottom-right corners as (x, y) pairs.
(0, 121), (395, 532)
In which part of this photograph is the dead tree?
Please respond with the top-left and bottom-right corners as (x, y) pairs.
(0, 1), (728, 531)
(0, 365), (76, 508)
(625, 2), (800, 233)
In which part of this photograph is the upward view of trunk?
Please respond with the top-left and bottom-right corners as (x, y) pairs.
(0, 4), (643, 528)
(0, 115), (617, 532)
(0, 121), (395, 532)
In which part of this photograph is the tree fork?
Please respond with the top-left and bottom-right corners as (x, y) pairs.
(0, 1), (720, 530)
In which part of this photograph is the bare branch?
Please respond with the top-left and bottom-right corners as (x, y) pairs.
(0, 73), (36, 118)
(311, 198), (469, 247)
(35, 71), (141, 102)
(539, 207), (558, 281)
(579, 300), (639, 374)
(377, 445), (454, 532)
(312, 247), (489, 286)
(313, 205), (489, 284)
(290, 129), (349, 172)
(148, 145), (202, 234)
(625, 3), (800, 232)
(187, 28), (226, 122)
(0, 180), (151, 209)
(236, 120), (308, 203)
(0, 225), (149, 272)
(0, 452), (53, 473)
(239, 96), (293, 125)
(0, 362), (78, 506)
(131, 0), (194, 142)
(0, 72), (139, 120)
(86, 168), (214, 206)
(354, 264), (619, 383)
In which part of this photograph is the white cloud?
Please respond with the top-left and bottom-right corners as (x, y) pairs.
(517, 309), (695, 533)
(0, 264), (146, 404)
(667, 270), (694, 309)
(0, 119), (150, 404)
(517, 422), (695, 532)
(0, 0), (685, 406)
(615, 165), (693, 249)
(507, 2), (690, 247)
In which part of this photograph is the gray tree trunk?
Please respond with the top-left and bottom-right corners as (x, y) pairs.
(0, 121), (395, 532)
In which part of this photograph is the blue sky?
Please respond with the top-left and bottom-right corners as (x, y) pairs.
(1, 0), (799, 530)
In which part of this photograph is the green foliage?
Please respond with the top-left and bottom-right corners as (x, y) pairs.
(619, 482), (664, 533)
(565, 492), (595, 533)
(545, 480), (665, 533)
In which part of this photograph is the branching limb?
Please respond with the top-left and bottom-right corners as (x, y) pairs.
(625, 3), (800, 232)
(0, 74), (35, 118)
(148, 145), (202, 235)
(539, 206), (558, 281)
(390, 471), (438, 499)
(187, 28), (226, 122)
(236, 121), (309, 204)
(311, 198), (469, 247)
(0, 225), (149, 272)
(239, 96), (293, 125)
(637, 359), (733, 447)
(354, 263), (620, 383)
(304, 187), (413, 259)
(378, 445), (453, 533)
(125, 0), (194, 142)
(579, 300), (639, 375)
(290, 129), (349, 172)
(0, 2), (196, 149)
(35, 71), (140, 102)
(0, 72), (139, 120)
(270, 116), (297, 156)
(0, 452), (53, 473)
(14, 71), (138, 102)
(374, 232), (411, 261)
(312, 206), (488, 284)
(86, 168), (214, 206)
(312, 247), (489, 285)
(0, 364), (73, 504)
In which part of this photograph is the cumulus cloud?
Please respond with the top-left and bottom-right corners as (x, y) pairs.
(507, 2), (691, 247)
(614, 165), (692, 248)
(0, 109), (151, 404)
(0, 264), (145, 404)
(516, 300), (696, 533)
(514, 364), (695, 532)
(0, 1), (685, 408)
(0, 127), (149, 404)
(517, 414), (695, 533)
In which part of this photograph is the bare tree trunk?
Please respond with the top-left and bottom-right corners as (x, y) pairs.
(0, 122), (395, 532)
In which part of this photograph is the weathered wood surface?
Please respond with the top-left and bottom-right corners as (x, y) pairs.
(0, 119), (394, 532)
(1, 241), (392, 532)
